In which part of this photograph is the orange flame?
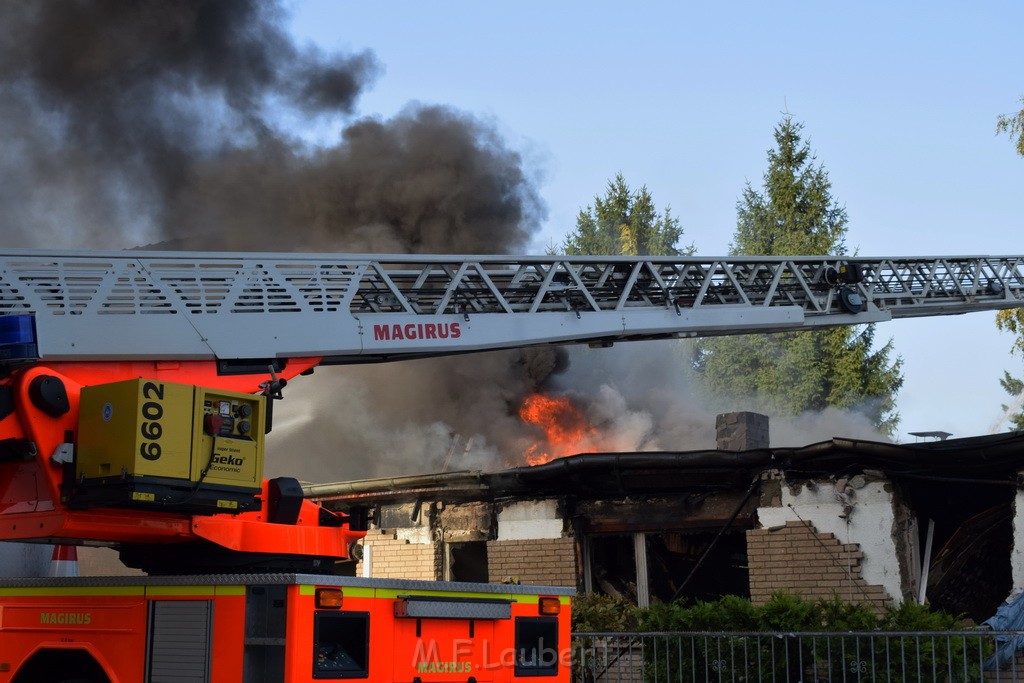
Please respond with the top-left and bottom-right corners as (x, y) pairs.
(518, 392), (596, 465)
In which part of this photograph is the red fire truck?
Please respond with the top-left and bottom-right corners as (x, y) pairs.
(0, 250), (1020, 682)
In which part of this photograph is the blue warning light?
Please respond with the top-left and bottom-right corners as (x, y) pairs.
(0, 314), (39, 361)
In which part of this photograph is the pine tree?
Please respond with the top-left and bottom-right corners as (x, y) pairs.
(995, 310), (1024, 431)
(561, 173), (691, 256)
(994, 97), (1024, 430)
(695, 118), (903, 434)
(997, 371), (1024, 431)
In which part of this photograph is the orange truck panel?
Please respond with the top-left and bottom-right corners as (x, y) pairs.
(0, 574), (572, 683)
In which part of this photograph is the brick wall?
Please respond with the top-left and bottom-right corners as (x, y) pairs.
(747, 520), (891, 612)
(487, 537), (576, 587)
(357, 529), (441, 581)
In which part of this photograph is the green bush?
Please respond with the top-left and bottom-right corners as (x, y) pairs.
(881, 600), (963, 631)
(573, 593), (984, 683)
(571, 592), (639, 632)
(639, 594), (757, 632)
(756, 591), (830, 631)
(573, 591), (970, 634)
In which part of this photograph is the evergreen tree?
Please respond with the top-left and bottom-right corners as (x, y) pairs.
(695, 118), (903, 434)
(995, 310), (1024, 431)
(994, 97), (1024, 430)
(997, 371), (1024, 431)
(561, 173), (691, 256)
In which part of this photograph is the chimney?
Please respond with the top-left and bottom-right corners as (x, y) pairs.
(716, 412), (769, 451)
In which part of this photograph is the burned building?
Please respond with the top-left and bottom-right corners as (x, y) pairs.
(308, 413), (1024, 622)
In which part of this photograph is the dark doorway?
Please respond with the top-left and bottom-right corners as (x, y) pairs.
(448, 541), (489, 583)
(899, 478), (1015, 622)
(587, 531), (749, 604)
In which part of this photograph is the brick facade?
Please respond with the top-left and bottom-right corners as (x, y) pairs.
(357, 529), (441, 581)
(487, 537), (576, 587)
(747, 520), (891, 612)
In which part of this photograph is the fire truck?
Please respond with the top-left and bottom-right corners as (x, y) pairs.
(0, 250), (1021, 682)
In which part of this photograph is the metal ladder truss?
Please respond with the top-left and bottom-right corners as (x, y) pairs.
(0, 251), (1021, 362)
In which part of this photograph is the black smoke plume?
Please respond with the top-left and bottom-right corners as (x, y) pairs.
(0, 0), (565, 479)
(0, 1), (891, 483)
(0, 0), (378, 246)
(0, 0), (541, 255)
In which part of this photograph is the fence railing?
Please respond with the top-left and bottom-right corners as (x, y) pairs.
(572, 631), (1024, 682)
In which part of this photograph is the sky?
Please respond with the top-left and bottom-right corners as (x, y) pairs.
(285, 1), (1024, 442)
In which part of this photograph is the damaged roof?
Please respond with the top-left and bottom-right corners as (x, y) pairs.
(305, 430), (1024, 504)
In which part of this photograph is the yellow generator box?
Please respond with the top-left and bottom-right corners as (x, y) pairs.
(191, 385), (265, 490)
(75, 379), (265, 513)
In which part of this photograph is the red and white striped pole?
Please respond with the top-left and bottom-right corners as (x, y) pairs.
(47, 544), (79, 577)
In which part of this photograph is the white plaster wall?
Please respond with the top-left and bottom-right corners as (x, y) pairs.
(1012, 487), (1024, 592)
(496, 499), (563, 541)
(758, 479), (903, 601)
(372, 506), (433, 544)
(395, 524), (433, 544)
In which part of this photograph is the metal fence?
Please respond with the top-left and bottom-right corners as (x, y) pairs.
(572, 631), (1024, 682)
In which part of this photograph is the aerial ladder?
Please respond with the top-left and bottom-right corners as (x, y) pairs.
(0, 250), (1022, 564)
(0, 249), (1021, 683)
